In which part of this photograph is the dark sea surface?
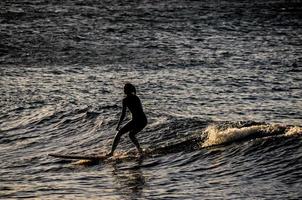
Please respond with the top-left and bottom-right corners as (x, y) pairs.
(1, 0), (302, 199)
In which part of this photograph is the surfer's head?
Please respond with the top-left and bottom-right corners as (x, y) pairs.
(124, 83), (136, 95)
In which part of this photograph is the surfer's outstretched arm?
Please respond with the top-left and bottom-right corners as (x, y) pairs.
(116, 99), (126, 131)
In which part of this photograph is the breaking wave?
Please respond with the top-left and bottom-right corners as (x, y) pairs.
(202, 123), (302, 147)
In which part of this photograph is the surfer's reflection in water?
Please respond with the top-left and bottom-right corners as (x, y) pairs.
(107, 83), (147, 157)
(112, 159), (145, 199)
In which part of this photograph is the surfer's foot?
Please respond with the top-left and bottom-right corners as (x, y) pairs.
(138, 148), (143, 155)
(106, 152), (113, 157)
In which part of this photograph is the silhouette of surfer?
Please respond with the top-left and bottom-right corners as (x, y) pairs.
(107, 83), (147, 157)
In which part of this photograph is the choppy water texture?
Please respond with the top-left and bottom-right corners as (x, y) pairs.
(1, 0), (302, 199)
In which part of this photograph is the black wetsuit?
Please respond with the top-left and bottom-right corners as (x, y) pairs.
(120, 94), (147, 133)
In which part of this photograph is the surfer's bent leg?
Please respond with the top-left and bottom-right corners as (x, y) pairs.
(129, 122), (147, 154)
(129, 130), (142, 153)
(109, 121), (134, 156)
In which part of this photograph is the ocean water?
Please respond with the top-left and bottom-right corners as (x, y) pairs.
(1, 0), (302, 199)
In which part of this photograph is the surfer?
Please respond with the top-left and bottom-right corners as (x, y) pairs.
(107, 83), (147, 157)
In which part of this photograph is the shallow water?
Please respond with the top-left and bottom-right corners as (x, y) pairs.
(1, 0), (302, 199)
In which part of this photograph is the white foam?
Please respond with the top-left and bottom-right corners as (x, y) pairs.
(285, 126), (302, 136)
(201, 124), (282, 147)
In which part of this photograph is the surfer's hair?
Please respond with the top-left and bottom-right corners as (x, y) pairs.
(124, 83), (136, 95)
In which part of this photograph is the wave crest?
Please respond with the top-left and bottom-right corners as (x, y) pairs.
(201, 124), (287, 147)
(285, 126), (302, 136)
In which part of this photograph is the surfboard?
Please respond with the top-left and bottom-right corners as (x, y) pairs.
(49, 150), (145, 162)
(49, 153), (108, 161)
